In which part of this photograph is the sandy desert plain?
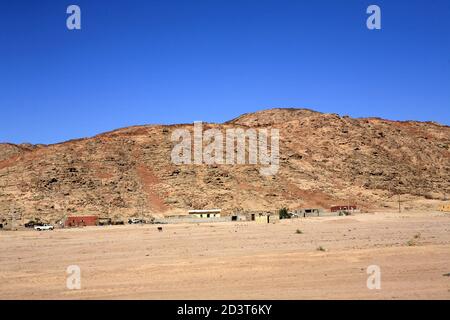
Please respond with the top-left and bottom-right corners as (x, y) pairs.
(0, 211), (449, 300)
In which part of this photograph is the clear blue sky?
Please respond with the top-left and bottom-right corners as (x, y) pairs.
(1, 0), (449, 144)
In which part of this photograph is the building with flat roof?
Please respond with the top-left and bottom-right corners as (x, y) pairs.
(188, 209), (221, 218)
(65, 215), (98, 227)
(330, 205), (357, 212)
(294, 208), (321, 217)
(248, 212), (279, 224)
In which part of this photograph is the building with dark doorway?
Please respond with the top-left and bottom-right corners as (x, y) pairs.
(65, 215), (98, 227)
(330, 205), (357, 212)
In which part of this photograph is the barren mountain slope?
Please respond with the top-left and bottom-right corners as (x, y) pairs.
(0, 108), (449, 221)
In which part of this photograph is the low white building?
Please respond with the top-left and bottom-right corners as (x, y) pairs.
(188, 209), (221, 218)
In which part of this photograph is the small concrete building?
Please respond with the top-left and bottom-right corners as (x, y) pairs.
(252, 213), (279, 224)
(188, 209), (221, 218)
(231, 215), (247, 221)
(294, 208), (321, 217)
(330, 205), (357, 213)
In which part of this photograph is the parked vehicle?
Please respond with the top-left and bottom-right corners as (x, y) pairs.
(128, 218), (145, 224)
(25, 221), (43, 228)
(34, 224), (54, 231)
(98, 218), (112, 226)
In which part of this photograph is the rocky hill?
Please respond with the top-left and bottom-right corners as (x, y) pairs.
(1, 108), (449, 222)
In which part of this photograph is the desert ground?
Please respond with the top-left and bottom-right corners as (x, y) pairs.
(0, 211), (449, 300)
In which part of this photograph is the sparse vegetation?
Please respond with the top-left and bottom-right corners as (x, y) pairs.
(407, 233), (421, 246)
(2, 210), (449, 299)
(279, 207), (290, 219)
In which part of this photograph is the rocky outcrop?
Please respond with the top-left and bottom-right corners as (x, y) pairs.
(0, 108), (449, 221)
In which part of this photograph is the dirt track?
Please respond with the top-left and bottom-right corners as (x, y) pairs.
(1, 212), (450, 299)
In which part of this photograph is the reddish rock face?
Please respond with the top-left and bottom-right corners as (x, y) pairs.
(0, 108), (449, 221)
